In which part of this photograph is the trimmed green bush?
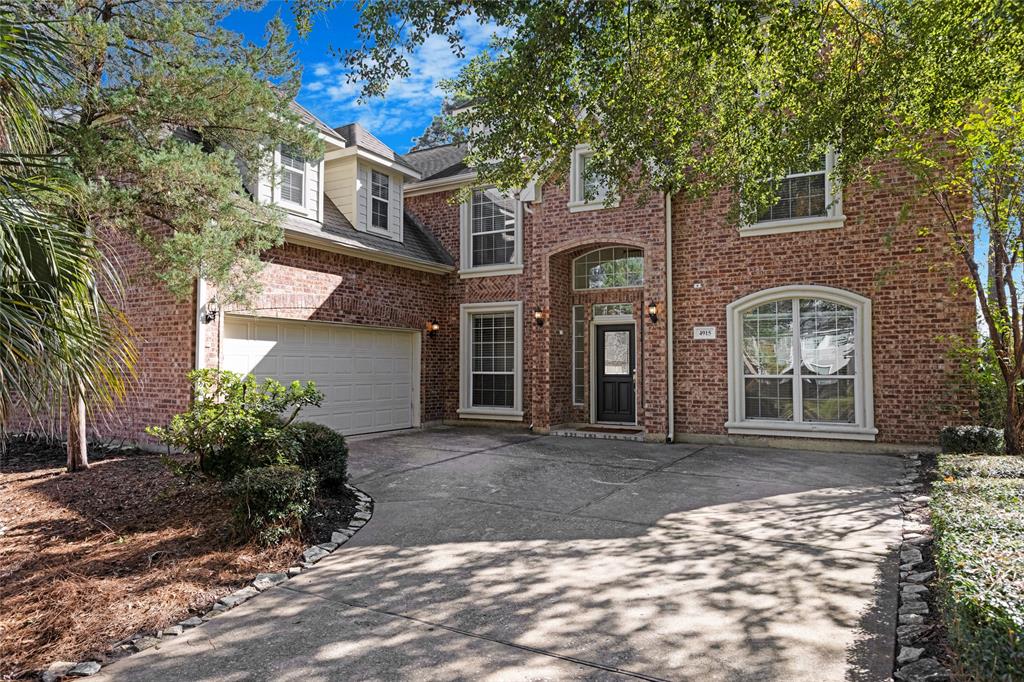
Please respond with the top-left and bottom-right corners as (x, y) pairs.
(932, 456), (1024, 680)
(292, 421), (349, 492)
(939, 425), (1004, 454)
(147, 369), (323, 481)
(224, 464), (319, 545)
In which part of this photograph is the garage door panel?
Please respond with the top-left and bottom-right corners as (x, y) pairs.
(222, 316), (415, 436)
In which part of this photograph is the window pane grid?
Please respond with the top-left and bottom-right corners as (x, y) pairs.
(572, 305), (584, 405)
(279, 147), (304, 205)
(573, 247), (644, 290)
(742, 297), (857, 425)
(471, 313), (515, 408)
(370, 170), (389, 230)
(757, 154), (828, 223)
(471, 188), (516, 267)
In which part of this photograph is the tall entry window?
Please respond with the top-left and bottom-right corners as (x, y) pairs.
(459, 301), (524, 419)
(471, 312), (515, 408)
(726, 286), (875, 440)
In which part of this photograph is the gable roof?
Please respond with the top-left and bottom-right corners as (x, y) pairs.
(281, 195), (454, 271)
(403, 143), (470, 181)
(290, 101), (346, 145)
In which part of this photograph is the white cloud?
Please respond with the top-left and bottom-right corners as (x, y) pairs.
(298, 15), (502, 150)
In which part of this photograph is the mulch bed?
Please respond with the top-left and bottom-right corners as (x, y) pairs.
(0, 439), (355, 679)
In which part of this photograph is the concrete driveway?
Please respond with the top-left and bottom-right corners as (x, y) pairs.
(96, 428), (906, 681)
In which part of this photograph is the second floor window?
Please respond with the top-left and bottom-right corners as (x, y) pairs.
(471, 188), (517, 267)
(279, 147), (305, 206)
(757, 154), (828, 223)
(370, 169), (390, 230)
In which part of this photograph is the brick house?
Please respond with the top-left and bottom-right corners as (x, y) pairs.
(106, 102), (973, 450)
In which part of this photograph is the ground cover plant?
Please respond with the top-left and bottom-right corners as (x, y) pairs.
(932, 453), (1024, 680)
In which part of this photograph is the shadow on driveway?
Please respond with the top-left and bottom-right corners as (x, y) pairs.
(95, 427), (905, 681)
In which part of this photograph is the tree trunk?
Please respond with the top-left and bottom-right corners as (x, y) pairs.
(67, 387), (89, 471)
(1005, 382), (1023, 456)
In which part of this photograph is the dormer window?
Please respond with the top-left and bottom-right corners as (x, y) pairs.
(278, 146), (305, 207)
(370, 169), (390, 231)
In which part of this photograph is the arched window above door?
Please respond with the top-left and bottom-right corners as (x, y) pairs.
(572, 247), (644, 290)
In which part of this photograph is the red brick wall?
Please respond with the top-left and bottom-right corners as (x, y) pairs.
(670, 162), (974, 444)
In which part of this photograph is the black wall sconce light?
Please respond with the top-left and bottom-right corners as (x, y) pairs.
(202, 298), (220, 324)
(647, 302), (659, 324)
(533, 307), (548, 327)
(426, 320), (440, 338)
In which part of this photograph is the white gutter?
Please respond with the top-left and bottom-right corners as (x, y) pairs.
(404, 170), (478, 197)
(665, 192), (675, 443)
(195, 278), (207, 370)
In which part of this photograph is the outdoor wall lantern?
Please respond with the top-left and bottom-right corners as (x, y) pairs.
(647, 302), (659, 324)
(202, 298), (220, 324)
(426, 320), (440, 338)
(534, 307), (548, 327)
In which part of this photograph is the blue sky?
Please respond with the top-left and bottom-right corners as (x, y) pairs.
(223, 2), (493, 153)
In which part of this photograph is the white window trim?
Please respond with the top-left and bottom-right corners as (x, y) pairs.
(741, 150), (845, 236)
(368, 168), (391, 234)
(459, 188), (524, 278)
(725, 285), (876, 441)
(458, 301), (524, 420)
(273, 146), (308, 212)
(568, 144), (619, 212)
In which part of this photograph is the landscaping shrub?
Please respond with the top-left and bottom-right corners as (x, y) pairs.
(932, 456), (1024, 680)
(147, 369), (323, 481)
(223, 464), (319, 545)
(938, 425), (1004, 454)
(292, 421), (348, 492)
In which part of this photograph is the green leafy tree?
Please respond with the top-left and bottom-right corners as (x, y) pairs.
(31, 0), (323, 307)
(17, 0), (323, 467)
(298, 0), (1024, 452)
(0, 6), (135, 470)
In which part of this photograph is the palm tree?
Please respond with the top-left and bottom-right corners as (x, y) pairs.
(0, 5), (135, 471)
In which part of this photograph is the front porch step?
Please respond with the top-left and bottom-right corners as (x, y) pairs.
(549, 426), (644, 442)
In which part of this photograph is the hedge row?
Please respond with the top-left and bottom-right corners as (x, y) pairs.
(932, 456), (1024, 680)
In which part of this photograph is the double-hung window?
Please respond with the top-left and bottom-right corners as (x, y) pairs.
(460, 188), (521, 276)
(370, 169), (390, 231)
(744, 149), (844, 235)
(459, 301), (523, 419)
(568, 144), (617, 212)
(278, 146), (305, 206)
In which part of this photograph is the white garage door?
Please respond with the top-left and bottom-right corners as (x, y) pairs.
(222, 316), (416, 436)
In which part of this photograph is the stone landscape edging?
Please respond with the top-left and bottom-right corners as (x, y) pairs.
(40, 484), (373, 681)
(890, 454), (952, 682)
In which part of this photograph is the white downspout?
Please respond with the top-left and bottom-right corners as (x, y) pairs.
(195, 278), (207, 370)
(665, 193), (675, 443)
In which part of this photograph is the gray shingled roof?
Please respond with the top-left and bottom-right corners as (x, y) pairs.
(282, 195), (453, 268)
(403, 143), (470, 181)
(332, 123), (419, 172)
(290, 101), (346, 144)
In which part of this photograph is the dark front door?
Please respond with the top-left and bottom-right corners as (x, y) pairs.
(596, 324), (636, 423)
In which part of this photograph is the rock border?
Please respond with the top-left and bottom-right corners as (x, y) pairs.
(40, 484), (373, 680)
(890, 454), (951, 682)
